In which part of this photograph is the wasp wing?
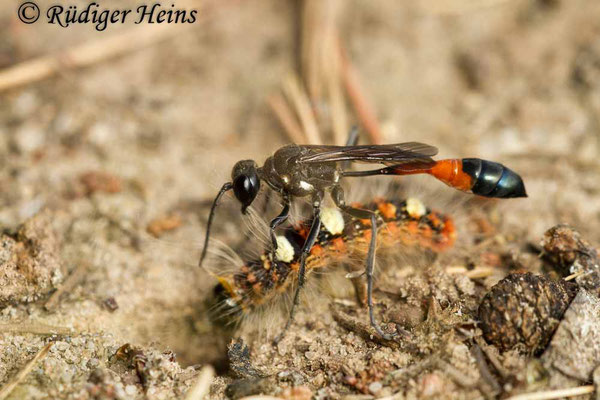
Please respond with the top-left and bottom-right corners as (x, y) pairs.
(298, 142), (438, 166)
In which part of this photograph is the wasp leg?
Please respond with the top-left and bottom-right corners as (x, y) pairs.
(268, 196), (290, 256)
(261, 189), (272, 215)
(345, 126), (359, 146)
(341, 126), (360, 170)
(331, 185), (397, 341)
(273, 193), (323, 345)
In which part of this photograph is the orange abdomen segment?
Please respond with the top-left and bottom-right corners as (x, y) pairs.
(428, 159), (473, 192)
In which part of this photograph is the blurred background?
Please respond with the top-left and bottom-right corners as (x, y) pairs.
(1, 0), (599, 398)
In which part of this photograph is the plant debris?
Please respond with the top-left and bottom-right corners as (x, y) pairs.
(0, 210), (63, 307)
(146, 214), (183, 238)
(79, 171), (123, 196)
(478, 272), (577, 354)
(542, 224), (600, 292)
(541, 290), (600, 386)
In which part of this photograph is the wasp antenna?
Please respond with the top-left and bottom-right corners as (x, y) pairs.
(199, 182), (233, 268)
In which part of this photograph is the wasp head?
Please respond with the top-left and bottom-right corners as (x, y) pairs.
(231, 160), (261, 214)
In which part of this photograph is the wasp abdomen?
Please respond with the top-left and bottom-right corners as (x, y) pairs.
(462, 158), (527, 198)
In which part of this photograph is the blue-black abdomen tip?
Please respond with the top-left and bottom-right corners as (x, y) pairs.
(493, 167), (527, 198)
(462, 158), (527, 198)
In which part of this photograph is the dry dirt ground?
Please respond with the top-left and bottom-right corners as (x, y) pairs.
(1, 0), (600, 399)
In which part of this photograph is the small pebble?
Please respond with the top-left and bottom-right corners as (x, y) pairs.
(125, 385), (137, 395)
(282, 386), (312, 400)
(103, 297), (119, 312)
(146, 215), (182, 238)
(368, 381), (382, 395)
(79, 171), (122, 195)
(55, 342), (69, 352)
(419, 373), (443, 398)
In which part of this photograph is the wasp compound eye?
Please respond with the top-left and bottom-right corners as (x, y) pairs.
(231, 160), (260, 213)
(233, 173), (260, 213)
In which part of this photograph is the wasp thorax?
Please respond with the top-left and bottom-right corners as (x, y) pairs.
(231, 160), (260, 213)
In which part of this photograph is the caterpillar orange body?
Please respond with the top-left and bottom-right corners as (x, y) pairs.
(214, 198), (455, 313)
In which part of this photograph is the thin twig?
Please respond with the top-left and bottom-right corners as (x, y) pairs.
(326, 32), (348, 145)
(332, 298), (358, 307)
(301, 0), (323, 101)
(0, 0), (237, 92)
(474, 337), (509, 379)
(184, 365), (215, 400)
(445, 266), (497, 279)
(465, 267), (497, 279)
(339, 41), (383, 145)
(330, 305), (401, 350)
(282, 74), (322, 144)
(267, 94), (307, 144)
(0, 23), (189, 92)
(419, 0), (518, 16)
(0, 322), (73, 336)
(301, 0), (348, 145)
(474, 235), (502, 249)
(505, 385), (594, 400)
(386, 357), (437, 380)
(564, 270), (591, 281)
(437, 359), (478, 388)
(470, 343), (501, 397)
(445, 266), (468, 274)
(45, 263), (89, 311)
(0, 343), (54, 400)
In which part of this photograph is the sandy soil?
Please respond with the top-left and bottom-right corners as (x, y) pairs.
(1, 0), (600, 399)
